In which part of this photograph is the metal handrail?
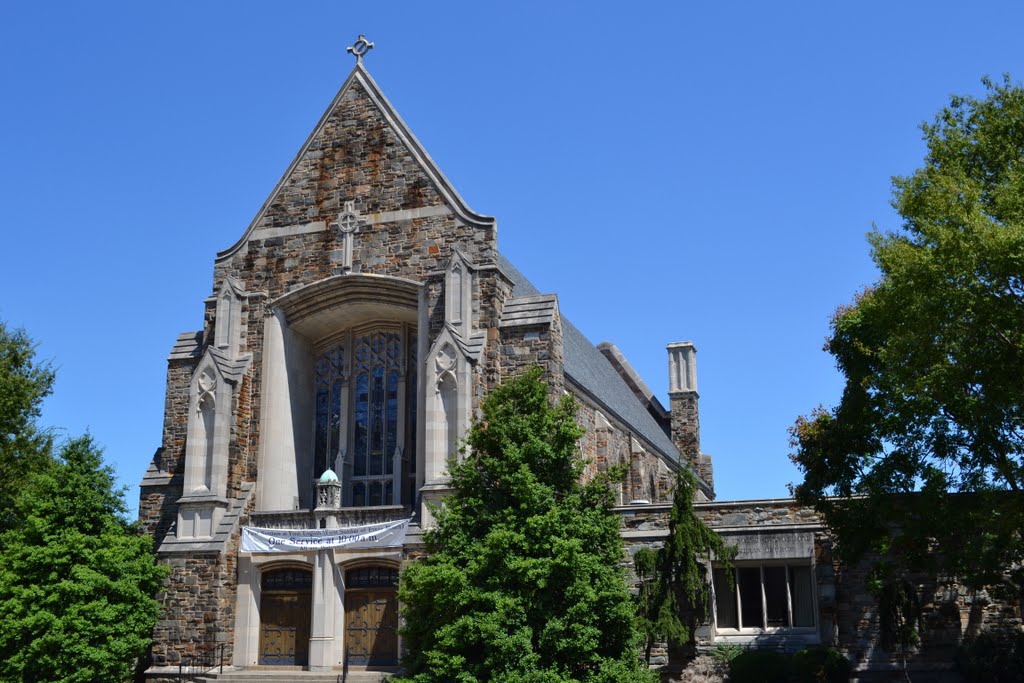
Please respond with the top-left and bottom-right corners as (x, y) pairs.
(176, 642), (225, 682)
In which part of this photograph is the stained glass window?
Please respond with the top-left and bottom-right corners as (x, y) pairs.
(262, 568), (313, 591)
(313, 325), (414, 508)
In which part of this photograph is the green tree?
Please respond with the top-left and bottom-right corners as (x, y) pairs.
(634, 469), (734, 665)
(790, 76), (1024, 595)
(396, 368), (655, 683)
(0, 435), (168, 682)
(0, 321), (55, 533)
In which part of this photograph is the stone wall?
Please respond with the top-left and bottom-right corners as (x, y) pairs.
(496, 311), (565, 394)
(574, 397), (674, 505)
(138, 358), (195, 540)
(669, 391), (710, 485)
(148, 493), (253, 679)
(834, 554), (1021, 679)
(477, 266), (514, 400)
(150, 554), (229, 669)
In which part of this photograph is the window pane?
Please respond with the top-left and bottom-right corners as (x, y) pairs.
(369, 481), (383, 507)
(738, 567), (763, 629)
(764, 566), (788, 627)
(352, 482), (366, 507)
(370, 366), (384, 476)
(385, 370), (398, 475)
(329, 378), (343, 471)
(791, 566), (815, 627)
(314, 387), (328, 475)
(713, 568), (737, 629)
(354, 373), (368, 476)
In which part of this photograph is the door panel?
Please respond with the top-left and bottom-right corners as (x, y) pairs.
(345, 589), (398, 666)
(259, 570), (312, 666)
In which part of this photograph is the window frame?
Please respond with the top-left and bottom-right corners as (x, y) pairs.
(711, 560), (818, 637)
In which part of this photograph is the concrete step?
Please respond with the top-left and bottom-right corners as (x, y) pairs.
(198, 669), (397, 683)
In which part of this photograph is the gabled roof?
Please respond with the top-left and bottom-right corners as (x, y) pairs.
(497, 254), (680, 461)
(217, 62), (495, 261)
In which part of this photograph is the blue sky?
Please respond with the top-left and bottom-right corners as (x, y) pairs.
(2, 2), (1023, 513)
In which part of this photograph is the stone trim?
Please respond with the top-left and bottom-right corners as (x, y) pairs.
(168, 331), (202, 361)
(158, 482), (254, 555)
(250, 206), (455, 243)
(499, 294), (558, 328)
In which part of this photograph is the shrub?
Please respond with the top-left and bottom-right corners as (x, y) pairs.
(791, 646), (851, 683)
(956, 627), (1024, 683)
(728, 649), (789, 683)
(710, 642), (743, 664)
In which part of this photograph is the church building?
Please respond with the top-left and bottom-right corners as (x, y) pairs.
(139, 39), (1003, 682)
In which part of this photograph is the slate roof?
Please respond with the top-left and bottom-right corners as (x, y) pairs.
(497, 254), (680, 461)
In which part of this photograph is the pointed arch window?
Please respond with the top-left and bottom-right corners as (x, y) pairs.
(313, 324), (416, 507)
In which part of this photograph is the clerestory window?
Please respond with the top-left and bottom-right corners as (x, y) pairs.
(313, 324), (417, 507)
(713, 563), (815, 632)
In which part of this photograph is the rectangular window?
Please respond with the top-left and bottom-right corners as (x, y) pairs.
(713, 563), (815, 632)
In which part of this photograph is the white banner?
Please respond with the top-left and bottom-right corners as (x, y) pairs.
(241, 519), (410, 553)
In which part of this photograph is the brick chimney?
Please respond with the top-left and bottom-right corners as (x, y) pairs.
(667, 341), (713, 493)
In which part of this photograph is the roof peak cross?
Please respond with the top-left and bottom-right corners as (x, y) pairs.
(346, 34), (374, 64)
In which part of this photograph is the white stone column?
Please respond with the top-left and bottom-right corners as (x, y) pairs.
(256, 309), (300, 511)
(232, 555), (260, 668)
(309, 502), (339, 672)
(308, 547), (336, 671)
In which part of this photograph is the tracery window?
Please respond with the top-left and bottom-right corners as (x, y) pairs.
(313, 324), (416, 507)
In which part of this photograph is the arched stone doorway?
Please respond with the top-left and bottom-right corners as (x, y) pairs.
(344, 565), (399, 667)
(258, 566), (312, 666)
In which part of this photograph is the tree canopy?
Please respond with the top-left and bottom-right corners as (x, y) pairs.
(396, 368), (654, 683)
(0, 435), (168, 683)
(790, 76), (1024, 592)
(0, 320), (55, 533)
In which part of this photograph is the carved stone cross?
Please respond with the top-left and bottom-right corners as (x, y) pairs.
(333, 200), (364, 273)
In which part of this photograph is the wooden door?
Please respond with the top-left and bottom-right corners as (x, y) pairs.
(259, 569), (312, 666)
(345, 589), (398, 666)
(344, 566), (399, 667)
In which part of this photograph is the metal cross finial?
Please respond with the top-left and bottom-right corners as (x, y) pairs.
(347, 34), (374, 63)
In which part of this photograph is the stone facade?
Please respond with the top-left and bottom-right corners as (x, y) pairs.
(138, 56), (1016, 682)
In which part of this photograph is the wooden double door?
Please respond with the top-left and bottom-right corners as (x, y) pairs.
(344, 566), (399, 667)
(257, 565), (399, 668)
